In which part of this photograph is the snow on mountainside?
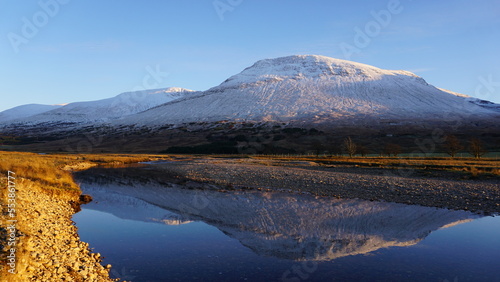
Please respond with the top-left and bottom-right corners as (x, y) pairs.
(114, 55), (500, 127)
(0, 104), (64, 123)
(2, 87), (195, 126)
(2, 55), (498, 131)
(82, 188), (193, 225)
(438, 87), (500, 111)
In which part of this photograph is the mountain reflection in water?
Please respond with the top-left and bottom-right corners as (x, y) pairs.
(74, 168), (478, 262)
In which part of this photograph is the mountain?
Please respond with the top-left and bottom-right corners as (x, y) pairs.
(1, 87), (195, 126)
(113, 55), (500, 127)
(75, 170), (478, 261)
(0, 104), (64, 123)
(3, 55), (499, 130)
(1, 55), (499, 153)
(438, 87), (500, 111)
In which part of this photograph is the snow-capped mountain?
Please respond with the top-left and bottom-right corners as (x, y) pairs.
(76, 171), (477, 261)
(80, 188), (193, 225)
(2, 55), (499, 132)
(113, 55), (500, 127)
(0, 104), (64, 123)
(1, 87), (195, 126)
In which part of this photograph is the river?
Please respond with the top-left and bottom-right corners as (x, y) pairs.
(72, 166), (500, 282)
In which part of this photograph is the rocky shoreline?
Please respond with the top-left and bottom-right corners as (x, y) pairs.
(1, 178), (114, 281)
(151, 158), (500, 215)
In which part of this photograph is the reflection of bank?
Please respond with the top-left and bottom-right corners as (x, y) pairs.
(76, 169), (479, 262)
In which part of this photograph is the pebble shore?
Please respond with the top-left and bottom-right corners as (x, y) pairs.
(1, 178), (114, 282)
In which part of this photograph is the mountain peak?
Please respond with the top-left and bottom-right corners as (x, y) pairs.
(218, 55), (413, 88)
(116, 55), (498, 127)
(252, 55), (379, 71)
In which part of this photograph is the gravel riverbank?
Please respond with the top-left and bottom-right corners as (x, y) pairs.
(1, 178), (114, 281)
(152, 158), (500, 215)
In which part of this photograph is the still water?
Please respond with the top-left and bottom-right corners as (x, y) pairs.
(72, 167), (500, 282)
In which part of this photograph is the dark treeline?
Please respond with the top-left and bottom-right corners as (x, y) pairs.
(162, 127), (497, 158)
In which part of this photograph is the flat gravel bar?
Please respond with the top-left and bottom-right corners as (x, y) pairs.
(152, 158), (500, 215)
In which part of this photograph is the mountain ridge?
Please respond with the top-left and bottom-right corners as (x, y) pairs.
(0, 104), (64, 123)
(1, 55), (499, 149)
(0, 87), (195, 126)
(111, 55), (499, 127)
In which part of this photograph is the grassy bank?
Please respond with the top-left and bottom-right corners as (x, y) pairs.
(0, 152), (167, 281)
(0, 152), (166, 195)
(250, 155), (500, 178)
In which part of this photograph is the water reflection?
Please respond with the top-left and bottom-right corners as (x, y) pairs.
(75, 168), (478, 262)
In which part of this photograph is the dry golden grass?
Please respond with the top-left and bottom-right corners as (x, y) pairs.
(0, 152), (168, 278)
(252, 155), (500, 176)
(0, 152), (79, 194)
(0, 150), (169, 217)
(0, 151), (170, 207)
(0, 152), (167, 194)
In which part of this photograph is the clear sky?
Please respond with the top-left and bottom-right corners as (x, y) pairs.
(1, 0), (499, 112)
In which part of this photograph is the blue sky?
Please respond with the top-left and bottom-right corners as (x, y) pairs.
(1, 0), (499, 111)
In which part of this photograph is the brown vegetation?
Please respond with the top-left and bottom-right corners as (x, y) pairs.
(343, 137), (357, 158)
(252, 155), (500, 178)
(0, 152), (167, 279)
(443, 135), (464, 158)
(0, 152), (164, 196)
(383, 143), (402, 157)
(469, 138), (487, 159)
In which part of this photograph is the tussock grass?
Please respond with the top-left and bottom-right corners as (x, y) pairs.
(252, 155), (500, 176)
(0, 151), (169, 211)
(0, 152), (168, 194)
(0, 152), (169, 207)
(0, 152), (80, 194)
